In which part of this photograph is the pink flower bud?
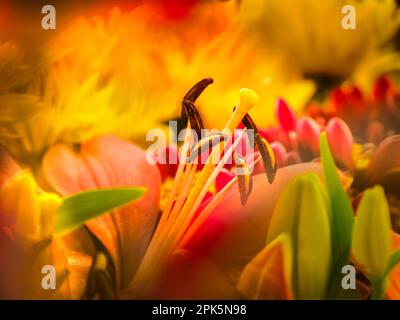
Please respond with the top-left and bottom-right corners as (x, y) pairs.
(270, 142), (287, 168)
(326, 117), (354, 168)
(296, 117), (321, 155)
(276, 98), (297, 132)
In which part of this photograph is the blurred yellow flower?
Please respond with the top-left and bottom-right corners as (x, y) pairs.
(240, 0), (400, 89)
(0, 2), (236, 166)
(0, 1), (315, 168)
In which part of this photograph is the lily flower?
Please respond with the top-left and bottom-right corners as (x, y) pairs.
(40, 80), (282, 298)
(42, 135), (162, 294)
(180, 134), (340, 300)
(33, 79), (400, 300)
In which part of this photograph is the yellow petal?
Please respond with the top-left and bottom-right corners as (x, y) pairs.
(37, 192), (62, 239)
(237, 233), (293, 300)
(352, 186), (392, 277)
(0, 172), (40, 240)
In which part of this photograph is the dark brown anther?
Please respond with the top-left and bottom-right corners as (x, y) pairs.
(255, 133), (277, 184)
(241, 113), (277, 184)
(182, 100), (205, 140)
(234, 152), (253, 206)
(181, 78), (214, 139)
(183, 78), (214, 102)
(241, 112), (258, 146)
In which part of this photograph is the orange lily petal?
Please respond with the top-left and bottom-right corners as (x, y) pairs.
(42, 135), (161, 290)
(387, 232), (400, 300)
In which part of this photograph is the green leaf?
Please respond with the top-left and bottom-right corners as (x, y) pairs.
(320, 132), (354, 262)
(55, 187), (146, 236)
(320, 132), (355, 299)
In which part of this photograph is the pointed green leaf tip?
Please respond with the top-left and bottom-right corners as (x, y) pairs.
(55, 187), (146, 236)
(320, 132), (354, 263)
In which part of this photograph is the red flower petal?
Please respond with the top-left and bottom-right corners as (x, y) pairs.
(373, 76), (391, 102)
(216, 168), (235, 192)
(276, 98), (297, 132)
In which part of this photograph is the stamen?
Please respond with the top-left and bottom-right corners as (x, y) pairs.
(242, 112), (277, 183)
(178, 153), (263, 249)
(187, 132), (228, 163)
(146, 128), (247, 280)
(154, 128), (192, 231)
(130, 83), (262, 295)
(181, 78), (213, 138)
(234, 152), (253, 206)
(167, 128), (247, 253)
(255, 133), (277, 183)
(242, 112), (257, 146)
(178, 176), (238, 249)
